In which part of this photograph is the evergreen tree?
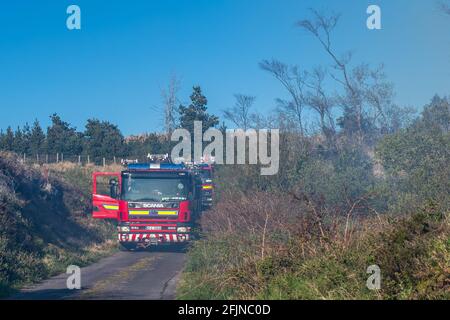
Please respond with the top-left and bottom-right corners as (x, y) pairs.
(21, 123), (31, 155)
(418, 95), (450, 133)
(178, 86), (219, 133)
(3, 127), (14, 151)
(0, 130), (5, 150)
(178, 86), (219, 159)
(29, 119), (46, 155)
(46, 113), (82, 156)
(83, 119), (125, 163)
(13, 127), (24, 154)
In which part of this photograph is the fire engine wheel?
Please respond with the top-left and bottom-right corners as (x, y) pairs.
(120, 243), (139, 251)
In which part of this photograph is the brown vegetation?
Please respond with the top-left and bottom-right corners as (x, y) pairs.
(0, 152), (117, 297)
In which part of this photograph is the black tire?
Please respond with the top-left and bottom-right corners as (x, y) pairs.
(120, 242), (138, 251)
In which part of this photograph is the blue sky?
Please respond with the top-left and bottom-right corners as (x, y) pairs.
(0, 0), (449, 135)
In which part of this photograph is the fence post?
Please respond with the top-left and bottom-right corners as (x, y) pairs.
(46, 154), (48, 164)
(37, 154), (39, 163)
(56, 153), (59, 163)
(87, 155), (90, 164)
(78, 155), (81, 166)
(61, 153), (64, 162)
(113, 156), (116, 164)
(103, 157), (106, 167)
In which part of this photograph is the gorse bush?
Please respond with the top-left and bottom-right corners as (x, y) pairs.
(371, 201), (449, 299)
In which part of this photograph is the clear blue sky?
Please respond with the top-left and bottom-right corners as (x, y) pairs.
(0, 0), (449, 135)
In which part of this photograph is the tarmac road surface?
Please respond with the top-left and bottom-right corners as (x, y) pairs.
(11, 248), (186, 300)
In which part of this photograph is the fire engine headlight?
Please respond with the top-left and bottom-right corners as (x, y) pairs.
(120, 226), (130, 232)
(177, 227), (188, 233)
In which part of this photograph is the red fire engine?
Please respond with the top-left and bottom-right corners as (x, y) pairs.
(195, 163), (214, 209)
(91, 157), (203, 250)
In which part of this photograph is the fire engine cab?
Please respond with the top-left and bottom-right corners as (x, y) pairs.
(91, 156), (203, 250)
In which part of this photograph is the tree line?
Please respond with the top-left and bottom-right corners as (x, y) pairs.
(0, 114), (127, 164)
(0, 85), (220, 164)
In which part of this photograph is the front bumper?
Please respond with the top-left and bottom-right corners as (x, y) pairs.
(118, 232), (190, 244)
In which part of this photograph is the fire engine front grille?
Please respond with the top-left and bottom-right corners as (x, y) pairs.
(128, 215), (177, 220)
(129, 220), (175, 224)
(130, 225), (176, 231)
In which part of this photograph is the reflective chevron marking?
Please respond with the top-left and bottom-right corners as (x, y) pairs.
(129, 210), (150, 215)
(157, 210), (177, 215)
(103, 204), (119, 210)
(118, 233), (189, 243)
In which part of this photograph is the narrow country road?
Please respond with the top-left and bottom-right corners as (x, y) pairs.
(11, 249), (186, 300)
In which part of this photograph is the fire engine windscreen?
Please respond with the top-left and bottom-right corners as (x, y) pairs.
(121, 174), (189, 202)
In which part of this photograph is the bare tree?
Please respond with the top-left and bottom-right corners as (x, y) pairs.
(439, 1), (450, 15)
(259, 10), (398, 144)
(260, 60), (308, 135)
(297, 10), (396, 145)
(297, 10), (365, 142)
(260, 60), (338, 140)
(161, 74), (181, 135)
(223, 94), (256, 130)
(304, 67), (336, 138)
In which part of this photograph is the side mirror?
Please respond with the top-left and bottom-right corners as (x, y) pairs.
(109, 179), (119, 199)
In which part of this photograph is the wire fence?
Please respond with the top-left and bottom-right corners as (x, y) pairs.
(17, 153), (152, 167)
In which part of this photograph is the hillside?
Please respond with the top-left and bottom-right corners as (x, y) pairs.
(0, 152), (117, 297)
(177, 96), (450, 300)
